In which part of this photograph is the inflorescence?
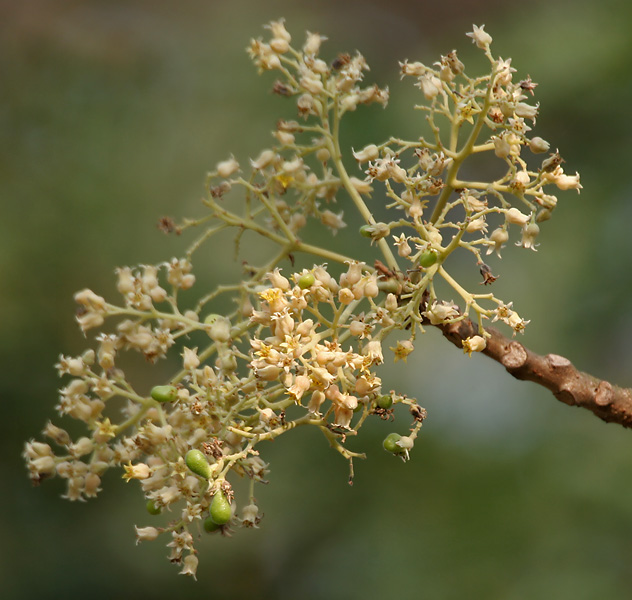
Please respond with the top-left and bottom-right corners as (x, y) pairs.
(24, 20), (580, 578)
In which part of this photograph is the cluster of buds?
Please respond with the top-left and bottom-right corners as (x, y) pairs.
(24, 20), (578, 578)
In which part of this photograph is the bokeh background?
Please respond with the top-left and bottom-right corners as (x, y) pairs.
(4, 0), (632, 598)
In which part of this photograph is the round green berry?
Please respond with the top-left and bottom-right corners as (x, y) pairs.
(382, 433), (403, 454)
(209, 489), (232, 525)
(150, 385), (178, 403)
(298, 272), (316, 289)
(203, 515), (221, 533)
(418, 249), (438, 268)
(185, 449), (212, 479)
(359, 224), (373, 238)
(146, 499), (162, 515)
(377, 395), (393, 409)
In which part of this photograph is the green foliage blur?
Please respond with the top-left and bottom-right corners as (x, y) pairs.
(5, 1), (632, 598)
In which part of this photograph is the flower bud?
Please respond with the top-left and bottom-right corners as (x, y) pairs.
(338, 288), (355, 305)
(135, 526), (160, 543)
(493, 136), (511, 159)
(528, 136), (550, 153)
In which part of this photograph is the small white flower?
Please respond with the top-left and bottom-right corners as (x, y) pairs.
(515, 102), (539, 121)
(241, 503), (260, 527)
(517, 222), (540, 251)
(486, 228), (509, 257)
(462, 335), (487, 356)
(179, 554), (199, 579)
(505, 207), (530, 226)
(135, 526), (160, 544)
(216, 156), (240, 178)
(303, 31), (327, 55)
(182, 347), (200, 371)
(417, 73), (443, 100)
(466, 25), (493, 49)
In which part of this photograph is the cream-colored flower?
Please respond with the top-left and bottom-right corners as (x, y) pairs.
(399, 60), (427, 77)
(486, 228), (509, 257)
(135, 526), (160, 544)
(182, 347), (200, 371)
(462, 335), (487, 356)
(424, 300), (459, 325)
(417, 73), (443, 100)
(350, 176), (373, 195)
(320, 210), (347, 233)
(123, 462), (151, 482)
(518, 222), (540, 251)
(529, 137), (550, 153)
(466, 25), (493, 49)
(390, 339), (414, 362)
(363, 340), (384, 365)
(241, 503), (260, 528)
(495, 57), (515, 86)
(250, 149), (277, 170)
(352, 144), (379, 163)
(303, 31), (326, 55)
(216, 156), (240, 178)
(179, 554), (199, 579)
(466, 216), (488, 234)
(393, 233), (412, 258)
(287, 375), (311, 402)
(505, 207), (530, 226)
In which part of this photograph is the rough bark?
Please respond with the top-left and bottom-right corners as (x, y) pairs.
(437, 318), (632, 428)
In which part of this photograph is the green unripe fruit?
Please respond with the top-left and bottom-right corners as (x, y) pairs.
(146, 499), (162, 515)
(377, 395), (393, 409)
(298, 272), (316, 289)
(203, 515), (221, 533)
(209, 489), (232, 525)
(150, 385), (178, 403)
(382, 433), (403, 454)
(185, 449), (212, 479)
(359, 224), (373, 238)
(418, 249), (438, 268)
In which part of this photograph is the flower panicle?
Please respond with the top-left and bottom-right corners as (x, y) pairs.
(24, 19), (579, 577)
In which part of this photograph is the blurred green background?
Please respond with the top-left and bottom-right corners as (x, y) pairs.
(4, 0), (632, 598)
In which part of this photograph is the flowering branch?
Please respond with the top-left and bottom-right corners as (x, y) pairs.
(23, 19), (586, 579)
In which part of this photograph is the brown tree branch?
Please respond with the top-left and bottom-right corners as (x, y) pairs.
(436, 318), (632, 428)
